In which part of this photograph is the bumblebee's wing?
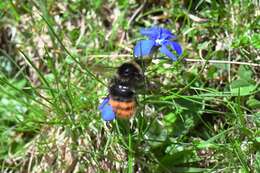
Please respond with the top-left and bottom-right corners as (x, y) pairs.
(86, 62), (117, 79)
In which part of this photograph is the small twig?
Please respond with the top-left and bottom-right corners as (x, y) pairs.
(88, 54), (260, 67)
(75, 14), (86, 46)
(89, 54), (132, 58)
(119, 1), (145, 44)
(127, 1), (146, 27)
(185, 58), (260, 67)
(117, 44), (132, 53)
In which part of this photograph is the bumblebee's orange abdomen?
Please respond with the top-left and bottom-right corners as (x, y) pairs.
(116, 108), (135, 119)
(109, 99), (135, 119)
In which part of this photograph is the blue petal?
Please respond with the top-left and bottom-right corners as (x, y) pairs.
(99, 98), (116, 121)
(159, 45), (177, 61)
(160, 28), (176, 40)
(168, 41), (182, 56)
(98, 97), (109, 110)
(140, 27), (176, 40)
(101, 104), (116, 121)
(140, 27), (160, 40)
(134, 40), (155, 57)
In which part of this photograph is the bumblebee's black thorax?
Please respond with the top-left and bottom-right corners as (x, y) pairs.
(109, 83), (134, 101)
(118, 63), (140, 78)
(117, 62), (143, 84)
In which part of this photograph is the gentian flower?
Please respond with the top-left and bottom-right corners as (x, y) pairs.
(98, 97), (115, 121)
(134, 26), (182, 61)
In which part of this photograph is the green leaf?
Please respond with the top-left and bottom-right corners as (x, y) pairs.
(158, 150), (202, 171)
(147, 121), (168, 148)
(252, 33), (260, 49)
(169, 167), (210, 173)
(256, 137), (260, 143)
(163, 112), (177, 126)
(247, 97), (260, 109)
(238, 66), (252, 81)
(254, 112), (260, 127)
(254, 151), (260, 171)
(91, 0), (103, 10)
(12, 79), (27, 90)
(197, 141), (216, 149)
(230, 79), (256, 96)
(207, 65), (217, 79)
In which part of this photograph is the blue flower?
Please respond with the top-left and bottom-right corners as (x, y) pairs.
(134, 26), (182, 61)
(98, 97), (115, 121)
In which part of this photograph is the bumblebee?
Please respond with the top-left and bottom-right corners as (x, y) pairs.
(108, 60), (145, 119)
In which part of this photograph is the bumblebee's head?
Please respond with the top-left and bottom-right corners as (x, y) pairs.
(117, 62), (143, 81)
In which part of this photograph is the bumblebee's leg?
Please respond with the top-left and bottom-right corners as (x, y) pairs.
(130, 118), (134, 129)
(105, 121), (112, 129)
